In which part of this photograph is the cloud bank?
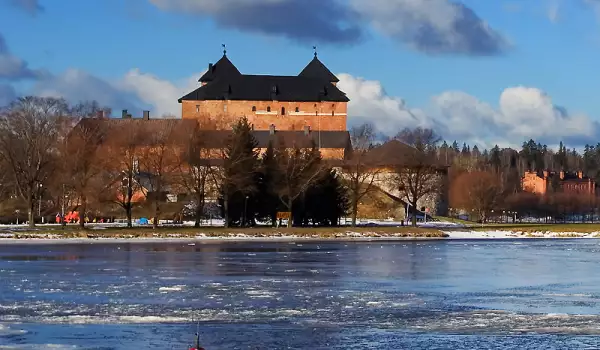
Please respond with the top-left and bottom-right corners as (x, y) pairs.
(337, 74), (597, 148)
(147, 0), (508, 56)
(0, 34), (44, 81)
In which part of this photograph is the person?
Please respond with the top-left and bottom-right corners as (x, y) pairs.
(189, 333), (205, 350)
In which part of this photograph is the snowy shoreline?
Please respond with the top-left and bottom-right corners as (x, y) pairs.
(0, 230), (599, 244)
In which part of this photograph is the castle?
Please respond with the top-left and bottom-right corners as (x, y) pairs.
(178, 51), (350, 133)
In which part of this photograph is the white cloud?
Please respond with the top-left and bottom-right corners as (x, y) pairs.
(0, 34), (44, 81)
(338, 73), (598, 148)
(118, 69), (201, 117)
(32, 68), (202, 118)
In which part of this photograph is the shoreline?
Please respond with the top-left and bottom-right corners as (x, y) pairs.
(1, 230), (600, 244)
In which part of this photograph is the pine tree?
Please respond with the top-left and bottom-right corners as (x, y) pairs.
(218, 118), (259, 227)
(299, 169), (349, 226)
(256, 141), (280, 225)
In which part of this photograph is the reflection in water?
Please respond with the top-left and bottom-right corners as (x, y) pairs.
(1, 240), (600, 349)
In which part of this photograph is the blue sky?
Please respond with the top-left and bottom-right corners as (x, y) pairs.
(1, 0), (600, 147)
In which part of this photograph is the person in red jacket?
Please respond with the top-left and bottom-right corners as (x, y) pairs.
(189, 333), (205, 350)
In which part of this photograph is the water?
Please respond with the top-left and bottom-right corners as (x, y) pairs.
(2, 239), (600, 349)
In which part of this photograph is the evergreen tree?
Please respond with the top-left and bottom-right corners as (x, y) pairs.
(489, 145), (502, 173)
(297, 169), (349, 226)
(218, 118), (259, 227)
(256, 141), (280, 225)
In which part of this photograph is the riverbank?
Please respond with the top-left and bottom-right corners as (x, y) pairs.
(1, 223), (600, 243)
(0, 226), (448, 244)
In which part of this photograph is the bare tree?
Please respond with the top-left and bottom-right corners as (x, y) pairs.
(450, 170), (502, 223)
(273, 141), (325, 228)
(59, 117), (106, 228)
(100, 120), (145, 227)
(174, 130), (214, 227)
(395, 127), (441, 153)
(391, 128), (444, 226)
(342, 123), (381, 226)
(138, 120), (184, 229)
(0, 97), (67, 227)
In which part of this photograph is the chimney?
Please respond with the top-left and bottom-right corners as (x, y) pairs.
(208, 63), (213, 72)
(303, 125), (311, 136)
(578, 171), (583, 179)
(143, 110), (150, 120)
(269, 124), (275, 135)
(122, 109), (128, 118)
(560, 170), (565, 180)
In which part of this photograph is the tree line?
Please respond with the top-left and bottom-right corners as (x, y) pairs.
(0, 96), (351, 228)
(438, 137), (600, 222)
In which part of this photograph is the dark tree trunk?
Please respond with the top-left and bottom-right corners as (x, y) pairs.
(28, 198), (35, 228)
(79, 197), (86, 228)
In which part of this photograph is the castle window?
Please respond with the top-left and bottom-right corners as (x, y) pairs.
(196, 105), (200, 113)
(267, 106), (271, 112)
(295, 107), (299, 113)
(252, 106), (256, 112)
(281, 107), (286, 115)
(332, 111), (335, 116)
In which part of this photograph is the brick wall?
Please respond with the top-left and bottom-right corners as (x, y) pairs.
(182, 100), (347, 131)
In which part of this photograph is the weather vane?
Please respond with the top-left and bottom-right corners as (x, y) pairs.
(222, 43), (227, 56)
(313, 46), (317, 57)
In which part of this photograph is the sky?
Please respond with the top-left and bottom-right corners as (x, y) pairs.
(1, 0), (600, 149)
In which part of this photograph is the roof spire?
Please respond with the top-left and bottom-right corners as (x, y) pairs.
(222, 43), (227, 56)
(313, 45), (317, 58)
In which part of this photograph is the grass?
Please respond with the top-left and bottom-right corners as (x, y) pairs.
(1, 225), (448, 240)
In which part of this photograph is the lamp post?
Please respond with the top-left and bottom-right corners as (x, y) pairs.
(243, 195), (249, 227)
(61, 184), (66, 227)
(38, 183), (43, 224)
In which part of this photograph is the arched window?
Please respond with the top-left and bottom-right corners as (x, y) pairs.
(267, 106), (271, 112)
(252, 106), (256, 112)
(295, 107), (299, 113)
(281, 107), (286, 115)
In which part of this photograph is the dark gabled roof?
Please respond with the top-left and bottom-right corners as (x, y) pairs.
(198, 55), (241, 83)
(180, 74), (349, 102)
(195, 130), (350, 150)
(180, 55), (349, 103)
(299, 56), (339, 83)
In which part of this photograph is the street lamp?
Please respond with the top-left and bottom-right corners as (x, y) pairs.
(243, 195), (249, 227)
(38, 183), (43, 224)
(61, 184), (66, 227)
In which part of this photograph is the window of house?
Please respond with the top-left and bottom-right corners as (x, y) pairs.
(295, 107), (299, 112)
(267, 106), (271, 112)
(281, 107), (286, 115)
(252, 106), (256, 112)
(196, 105), (200, 113)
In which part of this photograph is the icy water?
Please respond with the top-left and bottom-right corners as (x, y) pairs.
(2, 240), (600, 349)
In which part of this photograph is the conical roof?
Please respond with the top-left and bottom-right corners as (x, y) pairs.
(298, 56), (339, 83)
(198, 54), (242, 83)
